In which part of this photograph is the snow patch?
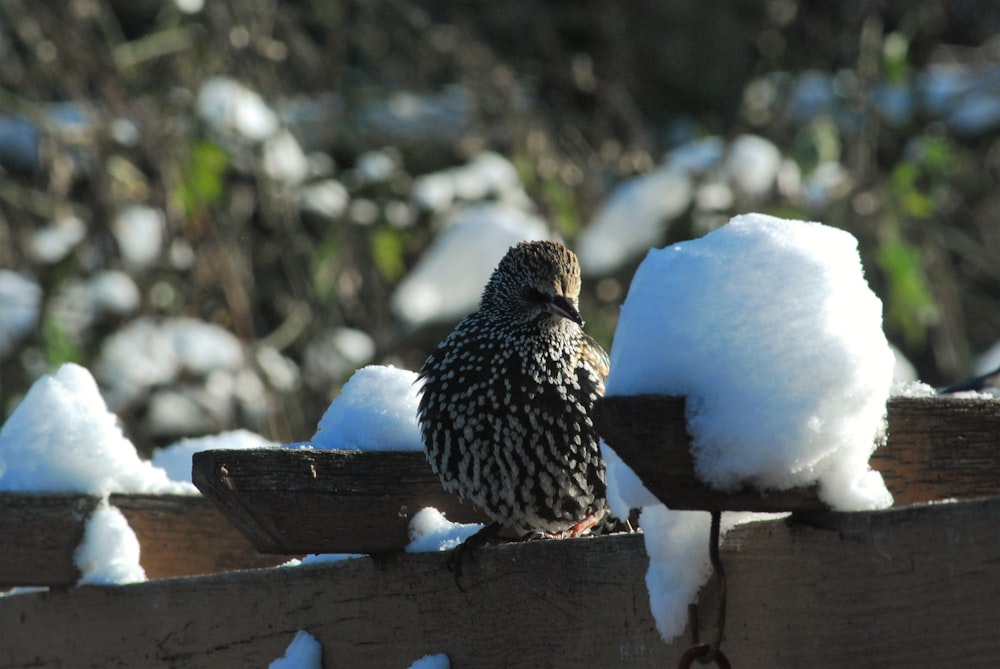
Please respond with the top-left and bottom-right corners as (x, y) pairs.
(0, 363), (192, 495)
(268, 630), (322, 669)
(406, 507), (483, 553)
(312, 365), (423, 451)
(74, 501), (147, 586)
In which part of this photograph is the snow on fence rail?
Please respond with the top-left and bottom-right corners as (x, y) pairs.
(2, 394), (999, 667)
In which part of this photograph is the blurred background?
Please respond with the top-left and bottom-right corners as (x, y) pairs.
(1, 0), (998, 456)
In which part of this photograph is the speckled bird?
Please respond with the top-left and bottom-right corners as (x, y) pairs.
(417, 240), (610, 538)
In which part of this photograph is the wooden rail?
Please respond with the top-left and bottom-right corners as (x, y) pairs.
(3, 496), (999, 668)
(189, 395), (1000, 555)
(596, 394), (1000, 511)
(3, 394), (999, 667)
(0, 493), (289, 587)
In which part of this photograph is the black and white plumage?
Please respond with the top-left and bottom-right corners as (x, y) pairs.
(417, 240), (610, 537)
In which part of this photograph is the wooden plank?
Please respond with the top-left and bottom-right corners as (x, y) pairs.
(191, 448), (490, 555)
(0, 493), (98, 588)
(191, 396), (1000, 554)
(110, 494), (293, 579)
(0, 493), (289, 587)
(876, 396), (1000, 504)
(2, 496), (999, 668)
(596, 394), (1000, 511)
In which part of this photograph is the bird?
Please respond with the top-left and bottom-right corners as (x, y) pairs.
(417, 240), (610, 541)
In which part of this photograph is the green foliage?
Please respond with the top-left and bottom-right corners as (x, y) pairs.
(876, 236), (936, 346)
(41, 318), (84, 367)
(890, 137), (956, 218)
(541, 178), (582, 238)
(177, 141), (229, 219)
(882, 32), (910, 83)
(371, 227), (407, 282)
(790, 115), (841, 174)
(515, 153), (582, 237)
(311, 229), (341, 303)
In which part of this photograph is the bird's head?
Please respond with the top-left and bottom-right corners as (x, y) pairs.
(481, 240), (585, 328)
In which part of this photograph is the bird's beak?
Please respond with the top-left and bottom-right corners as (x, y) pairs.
(547, 295), (585, 327)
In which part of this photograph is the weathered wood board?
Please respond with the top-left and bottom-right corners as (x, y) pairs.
(596, 394), (1000, 511)
(3, 496), (999, 668)
(192, 395), (1000, 554)
(192, 448), (490, 554)
(0, 493), (289, 587)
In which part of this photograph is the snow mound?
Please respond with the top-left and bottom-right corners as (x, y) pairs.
(0, 363), (193, 495)
(390, 203), (549, 326)
(313, 365), (423, 451)
(407, 654), (451, 669)
(606, 213), (894, 510)
(74, 501), (147, 586)
(268, 630), (322, 669)
(405, 507), (483, 553)
(152, 429), (274, 483)
(577, 165), (692, 277)
(604, 213), (894, 643)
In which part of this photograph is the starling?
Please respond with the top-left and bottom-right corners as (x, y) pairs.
(417, 240), (610, 538)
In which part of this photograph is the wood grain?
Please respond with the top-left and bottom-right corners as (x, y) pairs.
(191, 448), (490, 554)
(0, 493), (97, 587)
(0, 493), (288, 587)
(3, 496), (999, 668)
(190, 395), (1000, 555)
(111, 494), (292, 579)
(597, 394), (1000, 511)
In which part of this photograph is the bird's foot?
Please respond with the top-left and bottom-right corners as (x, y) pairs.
(447, 522), (503, 592)
(561, 514), (601, 538)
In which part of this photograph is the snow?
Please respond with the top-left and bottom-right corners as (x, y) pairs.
(412, 152), (524, 212)
(577, 166), (692, 277)
(262, 129), (309, 185)
(0, 271), (41, 359)
(407, 654), (450, 669)
(152, 430), (274, 483)
(281, 553), (363, 567)
(300, 179), (349, 219)
(74, 501), (147, 586)
(268, 630), (322, 669)
(0, 363), (193, 495)
(197, 76), (279, 142)
(975, 339), (1000, 377)
(891, 380), (936, 398)
(313, 365), (423, 451)
(112, 205), (165, 267)
(604, 213), (895, 642)
(390, 203), (549, 326)
(606, 213), (894, 509)
(722, 135), (782, 198)
(95, 316), (245, 411)
(637, 506), (713, 640)
(88, 271), (141, 315)
(30, 215), (86, 263)
(405, 507), (483, 553)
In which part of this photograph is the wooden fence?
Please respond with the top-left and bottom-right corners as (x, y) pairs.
(1, 395), (999, 667)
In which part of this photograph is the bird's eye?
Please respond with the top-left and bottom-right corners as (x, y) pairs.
(521, 287), (547, 302)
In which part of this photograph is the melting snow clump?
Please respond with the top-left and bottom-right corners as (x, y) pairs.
(268, 630), (322, 669)
(607, 213), (894, 509)
(406, 507), (483, 553)
(0, 363), (193, 495)
(152, 429), (275, 483)
(604, 212), (895, 641)
(74, 501), (147, 586)
(312, 365), (424, 451)
(406, 654), (451, 669)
